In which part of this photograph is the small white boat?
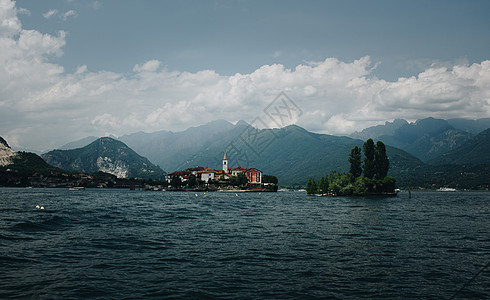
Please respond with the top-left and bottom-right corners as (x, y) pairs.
(69, 187), (85, 191)
(436, 187), (457, 192)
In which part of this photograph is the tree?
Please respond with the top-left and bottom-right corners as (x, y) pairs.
(380, 176), (396, 193)
(349, 146), (362, 178)
(306, 177), (317, 195)
(318, 176), (329, 195)
(170, 175), (182, 189)
(187, 174), (197, 188)
(237, 173), (248, 186)
(328, 170), (341, 184)
(229, 176), (238, 186)
(263, 175), (278, 185)
(375, 141), (389, 179)
(363, 139), (376, 179)
(353, 176), (369, 196)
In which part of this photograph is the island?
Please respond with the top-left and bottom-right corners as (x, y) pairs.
(306, 139), (397, 196)
(167, 151), (278, 192)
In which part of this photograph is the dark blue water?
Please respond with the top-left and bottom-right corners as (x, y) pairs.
(0, 188), (489, 299)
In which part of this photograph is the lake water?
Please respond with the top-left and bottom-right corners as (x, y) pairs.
(0, 188), (489, 299)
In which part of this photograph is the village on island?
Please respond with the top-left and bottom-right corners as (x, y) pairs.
(166, 151), (278, 192)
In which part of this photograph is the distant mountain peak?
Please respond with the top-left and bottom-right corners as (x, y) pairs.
(58, 136), (98, 150)
(204, 119), (233, 126)
(429, 127), (490, 165)
(0, 136), (11, 149)
(235, 120), (249, 127)
(42, 137), (166, 179)
(0, 136), (17, 167)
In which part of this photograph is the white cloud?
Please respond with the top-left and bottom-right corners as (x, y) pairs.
(1, 0), (490, 151)
(42, 9), (58, 19)
(133, 60), (161, 73)
(17, 7), (30, 16)
(61, 10), (77, 21)
(0, 0), (22, 37)
(42, 9), (77, 21)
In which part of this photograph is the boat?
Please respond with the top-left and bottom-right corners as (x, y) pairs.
(436, 187), (457, 192)
(69, 187), (85, 191)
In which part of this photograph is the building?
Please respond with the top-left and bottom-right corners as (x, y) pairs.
(197, 167), (216, 183)
(231, 166), (247, 176)
(222, 151), (228, 173)
(245, 168), (262, 183)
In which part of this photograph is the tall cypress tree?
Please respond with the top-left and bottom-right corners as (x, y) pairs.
(317, 176), (329, 195)
(349, 146), (362, 178)
(306, 177), (317, 195)
(375, 141), (389, 179)
(363, 139), (376, 179)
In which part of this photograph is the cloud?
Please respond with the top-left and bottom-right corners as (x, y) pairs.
(1, 0), (490, 151)
(16, 7), (30, 16)
(0, 0), (22, 37)
(133, 60), (161, 73)
(42, 8), (77, 21)
(61, 10), (77, 21)
(42, 9), (58, 19)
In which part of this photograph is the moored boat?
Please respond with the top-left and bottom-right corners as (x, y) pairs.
(436, 187), (457, 192)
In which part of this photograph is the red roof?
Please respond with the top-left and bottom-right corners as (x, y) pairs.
(168, 170), (190, 176)
(215, 170), (232, 177)
(231, 166), (248, 172)
(197, 167), (217, 174)
(186, 166), (205, 172)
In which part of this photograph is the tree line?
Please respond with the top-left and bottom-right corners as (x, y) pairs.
(306, 139), (396, 196)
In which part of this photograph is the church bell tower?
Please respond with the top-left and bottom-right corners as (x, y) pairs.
(222, 150), (228, 173)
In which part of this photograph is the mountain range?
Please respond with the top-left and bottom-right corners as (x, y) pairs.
(55, 117), (490, 188)
(429, 128), (490, 165)
(350, 117), (490, 161)
(118, 119), (237, 172)
(2, 117), (489, 189)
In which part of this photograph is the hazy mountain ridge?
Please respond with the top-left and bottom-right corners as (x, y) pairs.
(33, 116), (490, 188)
(42, 137), (166, 180)
(59, 136), (99, 150)
(119, 119), (236, 172)
(447, 118), (490, 134)
(349, 117), (486, 161)
(429, 128), (490, 165)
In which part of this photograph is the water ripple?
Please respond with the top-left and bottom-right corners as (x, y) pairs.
(0, 189), (488, 299)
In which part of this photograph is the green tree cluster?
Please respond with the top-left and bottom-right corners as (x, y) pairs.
(317, 176), (329, 195)
(229, 172), (248, 187)
(306, 177), (317, 195)
(358, 139), (390, 180)
(306, 139), (396, 196)
(362, 139), (376, 179)
(348, 146), (362, 178)
(263, 175), (279, 185)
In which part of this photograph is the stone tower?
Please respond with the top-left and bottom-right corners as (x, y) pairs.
(222, 150), (228, 173)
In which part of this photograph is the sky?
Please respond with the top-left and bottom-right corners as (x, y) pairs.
(1, 0), (490, 152)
